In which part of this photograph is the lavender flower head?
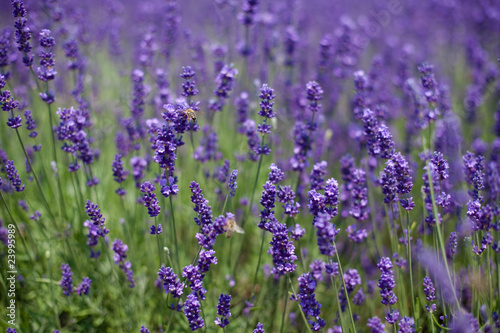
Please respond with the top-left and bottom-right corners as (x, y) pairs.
(377, 257), (397, 305)
(140, 181), (161, 218)
(295, 272), (326, 331)
(257, 84), (276, 137)
(37, 29), (57, 82)
(6, 160), (24, 192)
(367, 316), (385, 333)
(228, 169), (238, 197)
(60, 263), (73, 296)
(268, 221), (297, 275)
(184, 293), (205, 331)
(112, 154), (128, 196)
(112, 239), (135, 288)
(75, 277), (92, 296)
(158, 266), (185, 298)
(11, 0), (34, 66)
(253, 323), (265, 333)
(214, 293), (231, 328)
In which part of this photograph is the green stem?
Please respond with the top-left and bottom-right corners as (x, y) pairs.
(421, 134), (461, 309)
(250, 230), (266, 297)
(169, 195), (181, 273)
(46, 252), (61, 330)
(331, 275), (345, 330)
(244, 143), (265, 228)
(14, 127), (58, 227)
(334, 244), (356, 333)
(279, 277), (289, 333)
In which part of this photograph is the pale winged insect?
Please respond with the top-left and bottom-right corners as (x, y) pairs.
(223, 217), (245, 238)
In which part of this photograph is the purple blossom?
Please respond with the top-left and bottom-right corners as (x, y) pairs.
(75, 277), (92, 296)
(112, 239), (135, 288)
(5, 160), (24, 192)
(423, 276), (436, 312)
(214, 293), (231, 328)
(259, 181), (277, 231)
(215, 159), (230, 183)
(112, 154), (128, 196)
(181, 66), (199, 99)
(131, 69), (145, 120)
(314, 213), (339, 256)
(239, 0), (258, 26)
(294, 272), (326, 331)
(194, 125), (220, 163)
(197, 249), (218, 276)
(184, 293), (204, 331)
(6, 115), (21, 129)
(310, 161), (327, 191)
(60, 263), (73, 296)
(253, 322), (265, 333)
(37, 30), (57, 82)
(325, 260), (339, 277)
(139, 326), (150, 333)
(268, 221), (297, 275)
(24, 110), (37, 137)
(150, 224), (163, 235)
(347, 224), (368, 243)
(158, 266), (184, 298)
(11, 0), (34, 66)
(140, 181), (161, 218)
(398, 316), (415, 333)
(463, 151), (485, 201)
(349, 169), (369, 221)
(353, 287), (365, 305)
(228, 169), (238, 197)
(367, 316), (385, 333)
(377, 257), (397, 305)
(385, 309), (400, 325)
(290, 224), (305, 240)
(83, 200), (109, 257)
(236, 92), (249, 133)
(160, 175), (179, 198)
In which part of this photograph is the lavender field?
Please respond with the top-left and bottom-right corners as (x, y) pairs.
(0, 0), (499, 332)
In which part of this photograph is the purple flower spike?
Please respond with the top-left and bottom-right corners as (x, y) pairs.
(377, 257), (397, 305)
(60, 263), (73, 296)
(184, 293), (205, 331)
(6, 160), (24, 192)
(140, 181), (161, 218)
(214, 293), (231, 328)
(76, 277), (92, 296)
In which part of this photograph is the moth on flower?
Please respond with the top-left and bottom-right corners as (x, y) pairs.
(223, 216), (245, 238)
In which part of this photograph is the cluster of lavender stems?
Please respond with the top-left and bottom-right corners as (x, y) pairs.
(2, 0), (500, 332)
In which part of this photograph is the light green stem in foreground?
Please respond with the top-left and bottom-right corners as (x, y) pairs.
(422, 134), (461, 310)
(169, 195), (181, 273)
(334, 244), (357, 333)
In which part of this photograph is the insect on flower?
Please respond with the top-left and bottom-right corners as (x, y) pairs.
(223, 217), (245, 238)
(182, 108), (198, 123)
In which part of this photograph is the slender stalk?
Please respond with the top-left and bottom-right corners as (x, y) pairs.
(244, 145), (264, 228)
(169, 195), (181, 273)
(279, 277), (289, 333)
(250, 230), (266, 297)
(334, 244), (356, 333)
(331, 275), (345, 331)
(14, 127), (58, 226)
(46, 252), (61, 331)
(421, 134), (461, 309)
